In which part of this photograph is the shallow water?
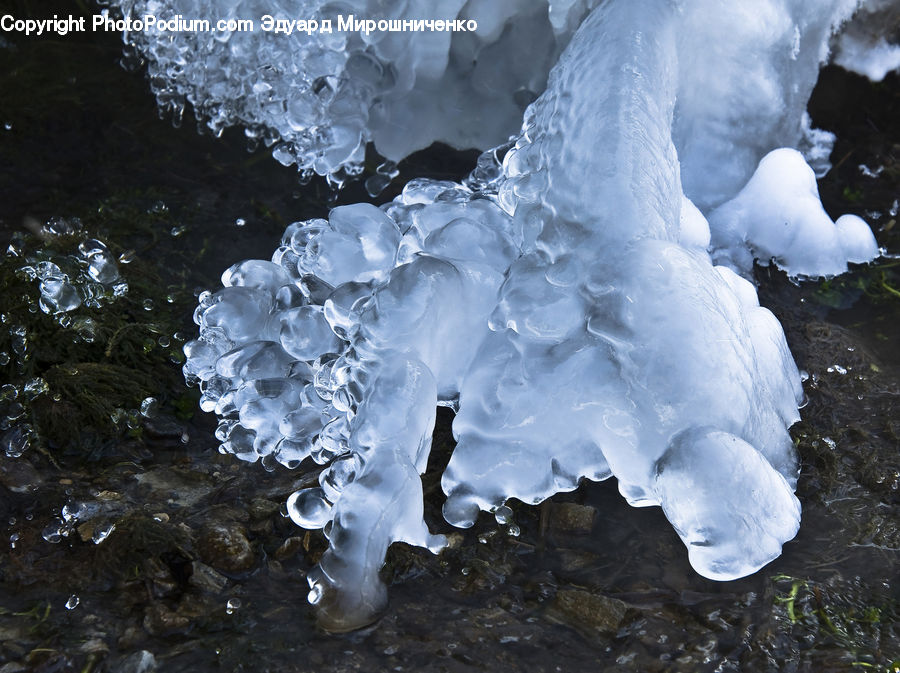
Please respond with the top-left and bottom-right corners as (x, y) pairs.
(0, 11), (897, 673)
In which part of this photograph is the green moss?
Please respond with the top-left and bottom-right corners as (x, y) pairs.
(810, 258), (900, 310)
(0, 195), (203, 458)
(773, 575), (899, 671)
(842, 186), (863, 203)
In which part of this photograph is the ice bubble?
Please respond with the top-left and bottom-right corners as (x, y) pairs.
(286, 487), (333, 529)
(2, 425), (33, 458)
(140, 397), (159, 418)
(277, 306), (342, 361)
(38, 275), (81, 314)
(86, 250), (120, 284)
(92, 522), (116, 545)
(319, 454), (361, 502)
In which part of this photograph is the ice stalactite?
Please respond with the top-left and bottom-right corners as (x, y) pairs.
(174, 0), (885, 629)
(111, 0), (594, 183)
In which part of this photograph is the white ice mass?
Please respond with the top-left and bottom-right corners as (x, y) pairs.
(117, 0), (894, 629)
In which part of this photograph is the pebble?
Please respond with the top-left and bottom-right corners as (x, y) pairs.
(545, 589), (629, 636)
(189, 560), (228, 593)
(143, 604), (190, 636)
(274, 536), (305, 561)
(547, 502), (597, 534)
(116, 650), (157, 673)
(197, 522), (255, 573)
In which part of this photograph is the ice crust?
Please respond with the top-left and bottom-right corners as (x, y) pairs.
(173, 0), (885, 629)
(111, 0), (594, 181)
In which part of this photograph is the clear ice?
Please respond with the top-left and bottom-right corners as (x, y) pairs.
(162, 0), (890, 630)
(112, 0), (588, 180)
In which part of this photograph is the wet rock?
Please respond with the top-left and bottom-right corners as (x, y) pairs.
(265, 557), (288, 579)
(556, 549), (598, 573)
(248, 517), (273, 535)
(248, 497), (279, 520)
(205, 504), (249, 524)
(547, 502), (597, 534)
(144, 557), (181, 598)
(274, 536), (304, 561)
(78, 638), (109, 655)
(443, 531), (466, 549)
(116, 650), (157, 673)
(0, 663), (28, 673)
(143, 603), (191, 636)
(117, 625), (144, 650)
(24, 651), (73, 672)
(189, 560), (228, 593)
(76, 520), (96, 542)
(0, 457), (42, 493)
(545, 589), (629, 637)
(0, 623), (30, 656)
(142, 415), (186, 441)
(197, 521), (255, 573)
(133, 467), (216, 508)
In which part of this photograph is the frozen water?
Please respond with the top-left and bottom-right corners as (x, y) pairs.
(20, 231), (123, 315)
(110, 0), (590, 179)
(109, 0), (898, 188)
(171, 0), (886, 630)
(833, 0), (900, 81)
(708, 148), (879, 278)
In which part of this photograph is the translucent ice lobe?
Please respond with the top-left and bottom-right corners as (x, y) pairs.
(654, 428), (801, 581)
(448, 0), (680, 512)
(277, 306), (342, 360)
(834, 35), (900, 81)
(299, 204), (401, 285)
(443, 332), (618, 526)
(356, 255), (508, 396)
(313, 355), (446, 631)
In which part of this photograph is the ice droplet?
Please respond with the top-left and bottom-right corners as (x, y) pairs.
(286, 488), (332, 529)
(42, 520), (63, 543)
(140, 397), (159, 418)
(92, 523), (116, 545)
(493, 505), (514, 525)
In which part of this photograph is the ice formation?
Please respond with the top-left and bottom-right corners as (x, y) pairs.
(833, 0), (900, 81)
(111, 0), (594, 181)
(171, 0), (886, 630)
